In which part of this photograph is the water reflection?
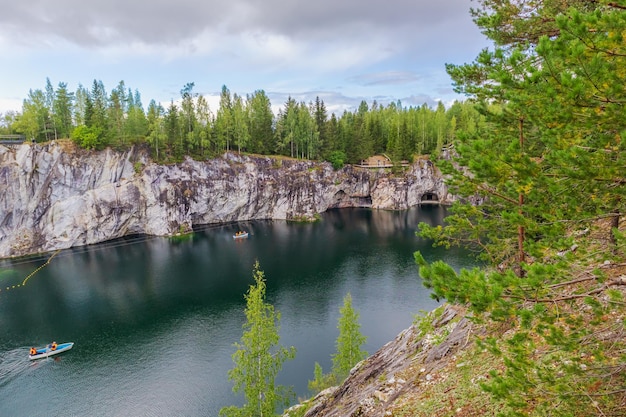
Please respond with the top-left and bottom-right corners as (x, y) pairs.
(0, 207), (475, 417)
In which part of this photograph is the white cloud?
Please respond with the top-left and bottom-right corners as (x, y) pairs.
(0, 0), (490, 114)
(0, 98), (23, 114)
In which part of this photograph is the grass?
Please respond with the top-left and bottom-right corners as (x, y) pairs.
(169, 231), (194, 242)
(391, 331), (506, 417)
(290, 213), (321, 223)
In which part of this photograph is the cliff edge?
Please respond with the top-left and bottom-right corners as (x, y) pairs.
(285, 304), (490, 417)
(0, 141), (452, 258)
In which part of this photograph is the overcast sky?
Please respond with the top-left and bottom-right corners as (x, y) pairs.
(0, 0), (490, 115)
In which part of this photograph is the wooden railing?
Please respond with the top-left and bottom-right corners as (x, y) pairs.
(0, 134), (27, 145)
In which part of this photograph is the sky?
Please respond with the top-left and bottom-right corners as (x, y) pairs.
(0, 0), (490, 116)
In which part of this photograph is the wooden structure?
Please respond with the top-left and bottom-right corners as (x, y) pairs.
(357, 154), (411, 168)
(0, 134), (26, 145)
(357, 154), (393, 168)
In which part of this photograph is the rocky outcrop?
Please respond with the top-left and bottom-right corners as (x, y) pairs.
(0, 142), (453, 258)
(286, 305), (476, 417)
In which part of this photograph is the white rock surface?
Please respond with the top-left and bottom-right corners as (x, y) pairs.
(0, 143), (452, 258)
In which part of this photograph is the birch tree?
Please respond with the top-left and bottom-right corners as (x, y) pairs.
(220, 261), (295, 417)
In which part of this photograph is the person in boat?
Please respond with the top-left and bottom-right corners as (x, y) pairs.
(51, 342), (57, 351)
(30, 347), (37, 355)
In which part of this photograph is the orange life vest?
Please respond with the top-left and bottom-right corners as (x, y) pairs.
(30, 347), (37, 355)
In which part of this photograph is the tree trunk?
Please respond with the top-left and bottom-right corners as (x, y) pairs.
(609, 208), (620, 255)
(518, 117), (525, 277)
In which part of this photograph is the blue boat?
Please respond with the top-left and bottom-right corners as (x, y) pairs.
(29, 342), (74, 360)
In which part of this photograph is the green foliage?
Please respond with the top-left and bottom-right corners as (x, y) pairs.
(7, 79), (477, 163)
(52, 81), (74, 139)
(290, 213), (321, 223)
(415, 1), (626, 415)
(133, 162), (144, 174)
(331, 293), (368, 381)
(220, 261), (296, 417)
(168, 232), (193, 243)
(71, 125), (104, 150)
(247, 90), (274, 154)
(416, 251), (626, 415)
(232, 93), (250, 153)
(307, 362), (336, 394)
(394, 343), (506, 417)
(307, 293), (367, 395)
(13, 89), (49, 141)
(413, 306), (444, 337)
(327, 150), (346, 170)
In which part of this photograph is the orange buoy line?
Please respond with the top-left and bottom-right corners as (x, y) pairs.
(0, 250), (62, 293)
(21, 250), (61, 287)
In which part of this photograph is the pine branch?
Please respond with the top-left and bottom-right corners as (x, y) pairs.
(547, 275), (597, 289)
(581, 388), (626, 397)
(539, 276), (626, 302)
(598, 262), (626, 269)
(607, 2), (626, 10)
(507, 276), (626, 303)
(476, 183), (520, 205)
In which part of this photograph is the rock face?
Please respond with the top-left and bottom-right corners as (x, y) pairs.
(286, 305), (475, 417)
(0, 142), (453, 258)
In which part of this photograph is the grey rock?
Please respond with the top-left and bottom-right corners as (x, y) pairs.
(0, 143), (453, 258)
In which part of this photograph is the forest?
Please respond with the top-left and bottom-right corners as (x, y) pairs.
(0, 79), (484, 167)
(1, 0), (625, 415)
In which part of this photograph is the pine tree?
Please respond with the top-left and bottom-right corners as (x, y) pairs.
(313, 96), (329, 158)
(146, 100), (165, 161)
(247, 90), (274, 154)
(180, 82), (197, 154)
(44, 77), (56, 140)
(195, 94), (213, 157)
(73, 83), (89, 127)
(232, 93), (250, 154)
(108, 87), (125, 146)
(125, 89), (148, 145)
(165, 101), (182, 159)
(220, 261), (295, 417)
(416, 1), (626, 415)
(215, 85), (234, 152)
(89, 80), (108, 131)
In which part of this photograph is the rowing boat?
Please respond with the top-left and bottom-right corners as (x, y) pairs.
(29, 342), (74, 360)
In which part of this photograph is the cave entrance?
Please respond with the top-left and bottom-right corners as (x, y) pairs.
(421, 193), (439, 204)
(330, 190), (372, 208)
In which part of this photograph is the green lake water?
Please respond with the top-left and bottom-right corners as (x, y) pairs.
(0, 207), (474, 416)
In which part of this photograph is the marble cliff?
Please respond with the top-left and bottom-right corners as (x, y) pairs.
(0, 142), (453, 258)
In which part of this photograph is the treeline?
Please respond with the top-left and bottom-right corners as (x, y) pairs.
(1, 79), (485, 166)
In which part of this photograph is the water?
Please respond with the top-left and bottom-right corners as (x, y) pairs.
(0, 207), (474, 417)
